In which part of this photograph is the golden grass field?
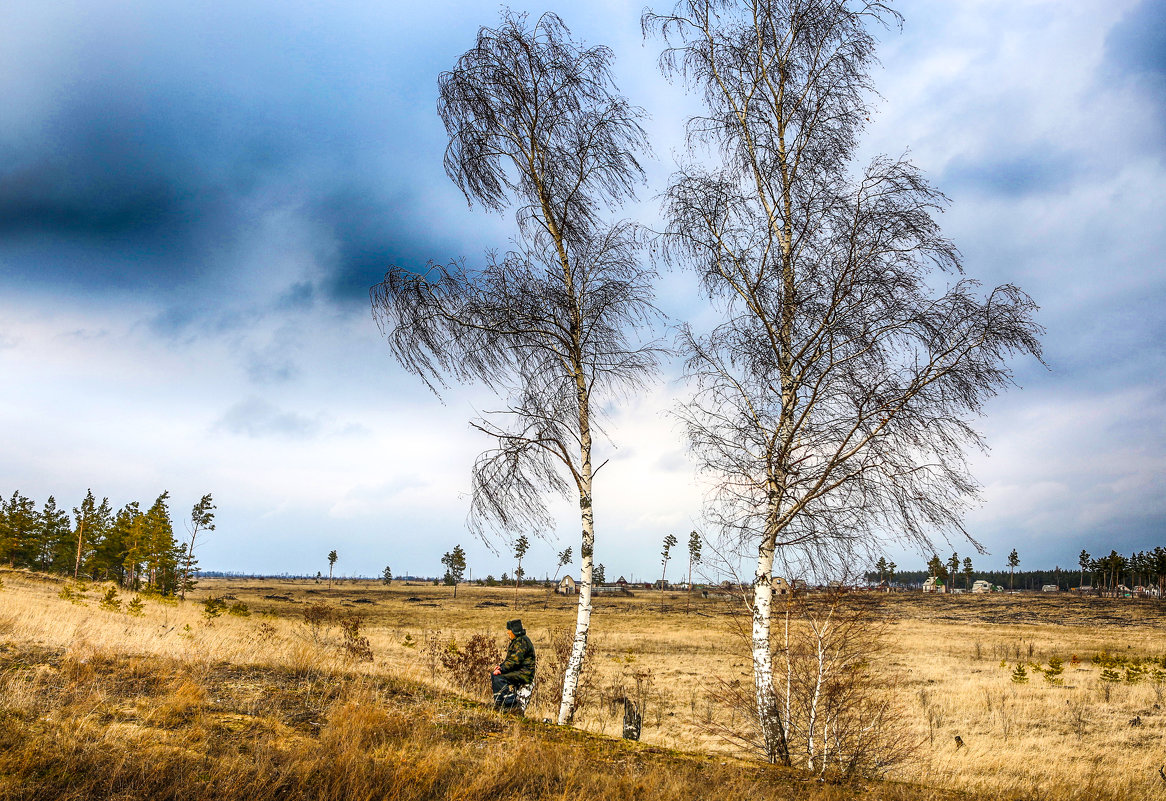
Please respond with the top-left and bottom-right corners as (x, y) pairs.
(1, 568), (1162, 800)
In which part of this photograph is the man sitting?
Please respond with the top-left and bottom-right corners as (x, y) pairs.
(491, 618), (535, 712)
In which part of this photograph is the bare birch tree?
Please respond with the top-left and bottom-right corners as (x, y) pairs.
(643, 0), (1043, 762)
(371, 11), (658, 726)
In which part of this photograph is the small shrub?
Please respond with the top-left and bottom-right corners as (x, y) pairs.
(1043, 656), (1064, 685)
(339, 615), (373, 662)
(422, 629), (444, 681)
(227, 601), (250, 617)
(402, 632), (417, 648)
(257, 622), (278, 642)
(1010, 664), (1029, 684)
(543, 627), (597, 717)
(99, 586), (122, 612)
(58, 583), (88, 605)
(303, 603), (335, 642)
(439, 633), (501, 696)
(202, 597), (227, 620)
(1150, 668), (1165, 704)
(1099, 667), (1122, 683)
(126, 596), (145, 616)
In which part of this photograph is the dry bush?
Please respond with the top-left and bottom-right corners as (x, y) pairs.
(705, 594), (917, 781)
(339, 614), (374, 663)
(537, 627), (597, 720)
(438, 632), (500, 697)
(301, 602), (335, 643)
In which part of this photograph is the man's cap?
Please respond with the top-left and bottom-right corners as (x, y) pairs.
(506, 619), (524, 634)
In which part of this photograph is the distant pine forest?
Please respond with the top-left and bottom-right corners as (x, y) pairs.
(866, 545), (1166, 595)
(0, 488), (214, 596)
(3, 488), (1163, 598)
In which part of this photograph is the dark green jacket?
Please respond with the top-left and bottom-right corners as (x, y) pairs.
(499, 633), (536, 684)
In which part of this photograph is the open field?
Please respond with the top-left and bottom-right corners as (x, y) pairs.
(1, 569), (1163, 800)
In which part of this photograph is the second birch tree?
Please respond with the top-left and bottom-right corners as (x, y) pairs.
(644, 0), (1043, 764)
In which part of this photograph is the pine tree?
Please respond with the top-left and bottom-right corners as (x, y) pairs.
(94, 500), (133, 585)
(80, 496), (113, 580)
(441, 546), (467, 598)
(659, 533), (678, 611)
(69, 490), (98, 579)
(141, 492), (179, 594)
(180, 493), (215, 599)
(38, 496), (71, 572)
(2, 491), (39, 567)
(119, 502), (145, 590)
(927, 555), (946, 582)
(687, 530), (702, 613)
(513, 535), (529, 606)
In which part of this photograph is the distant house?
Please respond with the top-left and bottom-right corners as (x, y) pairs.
(922, 576), (946, 593)
(772, 577), (792, 595)
(615, 576), (628, 586)
(557, 575), (577, 595)
(972, 579), (994, 594)
(1041, 584), (1059, 593)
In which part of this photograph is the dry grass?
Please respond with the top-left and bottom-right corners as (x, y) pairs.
(1, 568), (1162, 800)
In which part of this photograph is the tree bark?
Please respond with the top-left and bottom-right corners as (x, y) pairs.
(751, 515), (789, 763)
(73, 514), (85, 580)
(558, 442), (595, 724)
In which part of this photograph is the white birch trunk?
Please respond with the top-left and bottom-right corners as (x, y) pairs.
(558, 469), (595, 724)
(558, 372), (596, 726)
(805, 619), (827, 772)
(751, 525), (783, 761)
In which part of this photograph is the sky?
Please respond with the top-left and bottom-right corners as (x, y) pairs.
(1, 0), (1164, 583)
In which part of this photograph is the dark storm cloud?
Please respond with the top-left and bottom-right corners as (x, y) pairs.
(310, 187), (467, 305)
(0, 0), (472, 308)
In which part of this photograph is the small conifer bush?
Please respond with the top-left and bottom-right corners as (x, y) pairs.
(99, 586), (122, 612)
(202, 597), (227, 619)
(1044, 656), (1064, 685)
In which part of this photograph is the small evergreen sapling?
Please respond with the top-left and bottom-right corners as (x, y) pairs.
(99, 586), (122, 612)
(1043, 656), (1064, 685)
